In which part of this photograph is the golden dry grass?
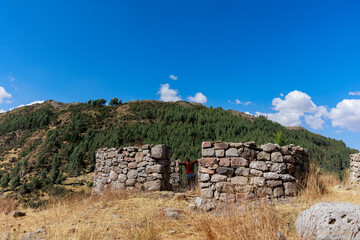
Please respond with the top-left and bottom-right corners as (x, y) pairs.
(1, 167), (358, 240)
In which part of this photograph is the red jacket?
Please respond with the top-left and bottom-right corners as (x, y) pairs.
(179, 160), (198, 174)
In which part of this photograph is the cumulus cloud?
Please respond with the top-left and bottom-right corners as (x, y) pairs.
(235, 99), (251, 106)
(0, 109), (5, 113)
(256, 90), (328, 129)
(329, 99), (360, 132)
(349, 91), (360, 96)
(187, 92), (207, 104)
(157, 83), (181, 102)
(0, 86), (12, 104)
(169, 75), (178, 81)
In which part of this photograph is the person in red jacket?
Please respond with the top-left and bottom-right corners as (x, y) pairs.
(179, 158), (198, 191)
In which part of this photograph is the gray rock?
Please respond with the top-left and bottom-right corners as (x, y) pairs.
(235, 167), (250, 176)
(270, 163), (287, 173)
(151, 145), (172, 159)
(249, 177), (265, 187)
(216, 167), (234, 176)
(262, 143), (276, 152)
(273, 187), (284, 198)
(295, 202), (360, 240)
(127, 170), (138, 179)
(225, 148), (238, 157)
(231, 176), (248, 185)
(195, 197), (203, 207)
(199, 173), (210, 182)
(250, 169), (263, 177)
(109, 170), (118, 181)
(264, 172), (280, 180)
(215, 149), (225, 157)
(284, 182), (296, 196)
(125, 179), (136, 186)
(211, 174), (227, 182)
(202, 148), (215, 157)
(271, 152), (284, 163)
(257, 151), (271, 161)
(249, 161), (268, 171)
(146, 165), (165, 174)
(201, 188), (214, 198)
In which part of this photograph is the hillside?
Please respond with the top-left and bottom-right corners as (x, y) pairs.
(0, 99), (357, 202)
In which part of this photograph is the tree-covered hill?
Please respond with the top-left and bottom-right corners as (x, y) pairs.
(0, 99), (357, 200)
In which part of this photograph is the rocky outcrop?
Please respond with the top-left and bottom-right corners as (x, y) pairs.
(92, 144), (180, 193)
(295, 202), (360, 239)
(350, 153), (360, 185)
(198, 141), (309, 204)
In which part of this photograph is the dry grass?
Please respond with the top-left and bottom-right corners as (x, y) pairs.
(1, 169), (360, 240)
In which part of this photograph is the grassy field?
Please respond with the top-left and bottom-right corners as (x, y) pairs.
(0, 168), (358, 240)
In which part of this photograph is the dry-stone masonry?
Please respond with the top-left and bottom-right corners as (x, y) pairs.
(93, 144), (180, 194)
(198, 141), (309, 207)
(349, 153), (360, 185)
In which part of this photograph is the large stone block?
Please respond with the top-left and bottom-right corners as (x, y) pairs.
(264, 172), (279, 180)
(202, 142), (213, 148)
(135, 152), (144, 162)
(249, 161), (268, 171)
(109, 170), (118, 181)
(151, 145), (172, 159)
(199, 166), (215, 174)
(231, 157), (249, 167)
(261, 143), (276, 153)
(283, 182), (296, 196)
(273, 187), (284, 198)
(271, 152), (284, 163)
(127, 170), (138, 179)
(200, 158), (217, 167)
(235, 167), (250, 176)
(214, 142), (229, 150)
(216, 167), (235, 176)
(146, 164), (165, 174)
(225, 148), (238, 157)
(231, 176), (248, 185)
(270, 163), (287, 173)
(249, 177), (265, 187)
(219, 158), (230, 167)
(201, 188), (214, 198)
(257, 151), (270, 161)
(202, 148), (215, 157)
(211, 174), (227, 182)
(250, 169), (263, 177)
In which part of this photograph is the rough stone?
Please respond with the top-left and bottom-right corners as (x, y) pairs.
(273, 187), (284, 198)
(266, 180), (282, 187)
(250, 169), (263, 177)
(127, 170), (138, 179)
(283, 182), (296, 196)
(118, 174), (127, 183)
(231, 157), (249, 168)
(295, 202), (360, 240)
(128, 162), (137, 169)
(231, 176), (248, 185)
(146, 165), (165, 174)
(199, 173), (210, 182)
(109, 170), (118, 181)
(151, 144), (172, 159)
(235, 167), (250, 176)
(202, 142), (213, 148)
(135, 152), (144, 162)
(199, 166), (215, 175)
(262, 143), (276, 152)
(271, 152), (284, 163)
(211, 174), (228, 182)
(249, 177), (265, 187)
(144, 180), (162, 191)
(201, 188), (214, 198)
(214, 142), (229, 150)
(202, 148), (215, 157)
(199, 158), (217, 167)
(215, 149), (225, 157)
(249, 161), (268, 171)
(216, 167), (234, 176)
(225, 148), (238, 157)
(264, 172), (280, 180)
(219, 158), (230, 167)
(257, 151), (271, 161)
(271, 163), (287, 173)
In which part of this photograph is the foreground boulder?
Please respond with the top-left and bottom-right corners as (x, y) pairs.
(295, 202), (360, 239)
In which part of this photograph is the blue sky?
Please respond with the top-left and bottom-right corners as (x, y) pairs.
(1, 1), (360, 150)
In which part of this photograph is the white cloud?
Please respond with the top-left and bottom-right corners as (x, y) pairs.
(157, 83), (181, 102)
(349, 91), (360, 96)
(187, 92), (207, 104)
(329, 99), (360, 132)
(256, 90), (328, 129)
(280, 93), (284, 97)
(15, 100), (45, 109)
(235, 99), (251, 106)
(0, 86), (12, 104)
(0, 109), (5, 113)
(169, 75), (178, 81)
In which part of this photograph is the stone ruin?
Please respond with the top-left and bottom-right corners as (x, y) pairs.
(198, 141), (309, 209)
(92, 144), (180, 194)
(349, 153), (360, 185)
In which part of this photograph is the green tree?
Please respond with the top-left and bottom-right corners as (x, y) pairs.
(10, 176), (20, 190)
(0, 173), (10, 188)
(273, 130), (287, 146)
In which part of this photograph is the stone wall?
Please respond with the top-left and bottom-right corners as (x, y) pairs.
(198, 141), (309, 206)
(93, 144), (180, 194)
(349, 153), (360, 185)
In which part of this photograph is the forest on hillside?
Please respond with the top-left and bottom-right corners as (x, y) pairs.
(0, 100), (357, 202)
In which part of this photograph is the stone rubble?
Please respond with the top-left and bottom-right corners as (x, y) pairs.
(349, 153), (360, 185)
